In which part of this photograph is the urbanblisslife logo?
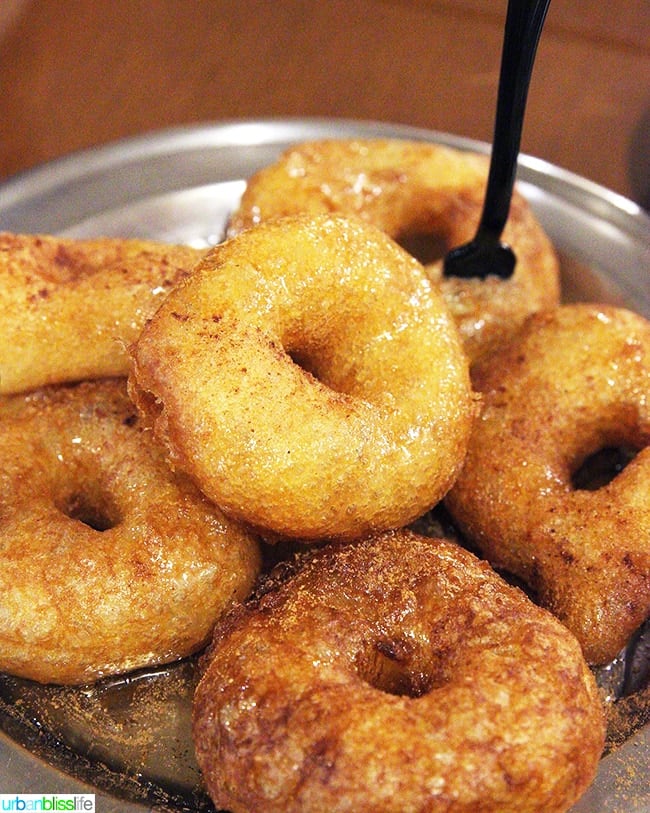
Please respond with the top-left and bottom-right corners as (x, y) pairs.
(0, 797), (95, 812)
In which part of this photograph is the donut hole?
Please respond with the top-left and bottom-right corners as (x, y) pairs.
(57, 489), (122, 531)
(357, 638), (439, 698)
(285, 344), (345, 392)
(571, 445), (639, 491)
(396, 231), (448, 267)
(287, 348), (321, 381)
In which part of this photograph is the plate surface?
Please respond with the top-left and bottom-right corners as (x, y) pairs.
(0, 118), (649, 812)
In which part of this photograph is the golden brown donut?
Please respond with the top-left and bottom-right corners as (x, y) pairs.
(193, 530), (605, 813)
(129, 214), (475, 541)
(0, 232), (204, 394)
(0, 378), (261, 684)
(228, 138), (560, 363)
(446, 303), (650, 664)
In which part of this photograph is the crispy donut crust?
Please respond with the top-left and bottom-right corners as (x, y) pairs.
(0, 232), (204, 394)
(446, 303), (650, 664)
(192, 530), (605, 813)
(227, 138), (560, 363)
(0, 378), (261, 684)
(129, 214), (476, 541)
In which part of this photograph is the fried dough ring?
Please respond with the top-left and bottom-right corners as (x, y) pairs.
(129, 214), (475, 541)
(0, 232), (204, 394)
(228, 138), (560, 363)
(193, 530), (605, 813)
(446, 304), (650, 664)
(0, 378), (261, 684)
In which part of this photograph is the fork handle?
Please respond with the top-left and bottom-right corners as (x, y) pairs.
(479, 0), (552, 240)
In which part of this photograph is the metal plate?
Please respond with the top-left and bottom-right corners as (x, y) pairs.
(0, 118), (648, 812)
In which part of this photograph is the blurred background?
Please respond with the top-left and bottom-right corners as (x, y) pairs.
(0, 0), (648, 208)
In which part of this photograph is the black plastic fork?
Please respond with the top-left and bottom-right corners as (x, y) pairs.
(443, 0), (552, 280)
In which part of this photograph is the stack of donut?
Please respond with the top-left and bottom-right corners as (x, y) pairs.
(0, 233), (262, 685)
(2, 136), (648, 812)
(227, 138), (561, 365)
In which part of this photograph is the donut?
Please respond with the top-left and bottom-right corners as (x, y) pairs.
(0, 377), (261, 684)
(227, 138), (560, 363)
(129, 213), (476, 541)
(445, 303), (650, 664)
(192, 530), (605, 813)
(0, 231), (204, 394)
